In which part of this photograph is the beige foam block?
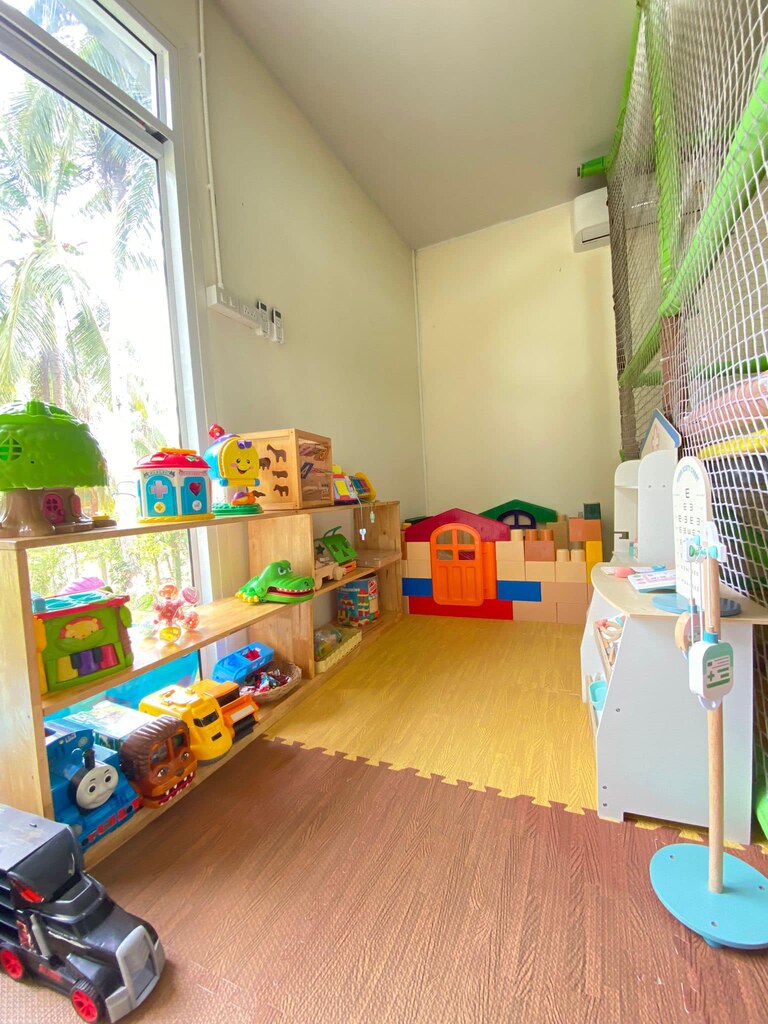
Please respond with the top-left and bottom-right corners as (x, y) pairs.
(496, 539), (525, 562)
(497, 561), (526, 582)
(555, 560), (588, 583)
(402, 595), (410, 615)
(541, 581), (589, 605)
(406, 541), (430, 563)
(570, 548), (586, 561)
(557, 602), (588, 625)
(405, 559), (431, 580)
(513, 600), (558, 622)
(524, 561), (555, 582)
(556, 549), (570, 562)
(545, 518), (568, 550)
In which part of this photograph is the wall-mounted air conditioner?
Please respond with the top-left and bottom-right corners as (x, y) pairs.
(571, 186), (609, 252)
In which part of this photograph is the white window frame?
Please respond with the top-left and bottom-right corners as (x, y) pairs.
(0, 0), (215, 599)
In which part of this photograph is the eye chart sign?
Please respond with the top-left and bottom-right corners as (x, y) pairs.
(672, 456), (712, 606)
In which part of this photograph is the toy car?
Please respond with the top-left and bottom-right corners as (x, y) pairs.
(0, 804), (164, 1022)
(189, 679), (258, 742)
(139, 685), (232, 764)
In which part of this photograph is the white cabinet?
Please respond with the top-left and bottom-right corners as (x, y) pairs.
(581, 563), (765, 845)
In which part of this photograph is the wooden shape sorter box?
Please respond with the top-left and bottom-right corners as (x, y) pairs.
(241, 430), (333, 510)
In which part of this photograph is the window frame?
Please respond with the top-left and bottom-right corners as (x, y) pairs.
(0, 0), (213, 598)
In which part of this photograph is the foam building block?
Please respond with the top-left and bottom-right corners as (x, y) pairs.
(585, 539), (603, 579)
(409, 596), (513, 620)
(496, 561), (527, 583)
(555, 559), (588, 583)
(513, 600), (557, 622)
(545, 518), (569, 550)
(568, 518), (602, 543)
(524, 561), (556, 583)
(402, 577), (432, 597)
(557, 602), (589, 625)
(404, 559), (431, 580)
(496, 540), (525, 563)
(406, 541), (430, 564)
(498, 580), (541, 602)
(525, 539), (556, 562)
(541, 581), (589, 605)
(583, 503), (601, 520)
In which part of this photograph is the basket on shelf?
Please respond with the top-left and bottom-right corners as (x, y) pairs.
(314, 626), (361, 674)
(245, 658), (302, 704)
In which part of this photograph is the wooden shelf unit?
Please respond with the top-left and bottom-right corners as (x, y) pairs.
(0, 500), (402, 856)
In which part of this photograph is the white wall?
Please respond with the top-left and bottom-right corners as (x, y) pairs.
(128, 0), (426, 599)
(416, 202), (620, 541)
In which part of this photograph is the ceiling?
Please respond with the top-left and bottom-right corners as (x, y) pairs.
(218, 0), (635, 249)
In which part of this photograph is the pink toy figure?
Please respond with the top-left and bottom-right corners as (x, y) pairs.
(146, 582), (200, 643)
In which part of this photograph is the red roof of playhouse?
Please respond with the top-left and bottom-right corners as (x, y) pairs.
(135, 448), (208, 471)
(405, 508), (509, 542)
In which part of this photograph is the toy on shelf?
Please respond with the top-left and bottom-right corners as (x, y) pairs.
(63, 700), (156, 752)
(241, 658), (302, 703)
(0, 804), (164, 1022)
(313, 560), (345, 590)
(349, 472), (376, 503)
(402, 504), (601, 624)
(313, 624), (362, 673)
(236, 561), (314, 604)
(138, 581), (200, 643)
(650, 457), (768, 950)
(316, 527), (357, 570)
(0, 399), (108, 538)
(139, 685), (232, 764)
(44, 720), (142, 850)
(337, 576), (379, 625)
(594, 615), (626, 667)
(206, 426), (332, 511)
(189, 679), (258, 741)
(212, 641), (275, 684)
(32, 588), (133, 693)
(135, 447), (214, 523)
(332, 464), (357, 504)
(119, 716), (197, 807)
(203, 424), (263, 515)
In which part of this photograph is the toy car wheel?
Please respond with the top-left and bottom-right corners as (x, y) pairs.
(70, 982), (105, 1023)
(0, 947), (26, 980)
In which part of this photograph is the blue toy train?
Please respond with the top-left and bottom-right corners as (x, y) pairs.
(44, 721), (141, 849)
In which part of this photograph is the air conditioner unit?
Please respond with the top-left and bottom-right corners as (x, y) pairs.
(571, 186), (610, 252)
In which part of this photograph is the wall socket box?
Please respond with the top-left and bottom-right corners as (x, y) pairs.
(206, 284), (285, 342)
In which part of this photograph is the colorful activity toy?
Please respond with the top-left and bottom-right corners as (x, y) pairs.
(0, 803), (164, 1022)
(237, 561), (315, 604)
(0, 399), (108, 538)
(135, 447), (213, 523)
(44, 720), (141, 849)
(33, 588), (133, 693)
(316, 527), (357, 567)
(138, 581), (200, 643)
(203, 423), (263, 514)
(403, 504), (601, 623)
(650, 457), (768, 950)
(222, 428), (332, 510)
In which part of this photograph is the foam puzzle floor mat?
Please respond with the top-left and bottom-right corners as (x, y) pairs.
(8, 738), (768, 1024)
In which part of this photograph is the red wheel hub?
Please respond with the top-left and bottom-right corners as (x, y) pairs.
(0, 949), (23, 980)
(71, 988), (99, 1022)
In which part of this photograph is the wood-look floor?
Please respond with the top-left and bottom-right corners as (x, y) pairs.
(268, 615), (597, 813)
(5, 737), (768, 1024)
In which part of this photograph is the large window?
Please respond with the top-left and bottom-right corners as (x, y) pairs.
(0, 0), (199, 601)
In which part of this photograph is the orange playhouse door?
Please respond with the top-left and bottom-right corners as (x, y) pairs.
(430, 526), (484, 606)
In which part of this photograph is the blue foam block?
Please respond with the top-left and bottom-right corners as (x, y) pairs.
(402, 577), (433, 597)
(498, 580), (541, 602)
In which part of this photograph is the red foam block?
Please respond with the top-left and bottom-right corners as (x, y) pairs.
(408, 596), (513, 620)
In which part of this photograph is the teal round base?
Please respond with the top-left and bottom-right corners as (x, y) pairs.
(650, 844), (768, 950)
(651, 593), (741, 616)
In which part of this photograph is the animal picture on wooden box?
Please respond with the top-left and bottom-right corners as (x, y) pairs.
(239, 429), (333, 509)
(119, 715), (197, 808)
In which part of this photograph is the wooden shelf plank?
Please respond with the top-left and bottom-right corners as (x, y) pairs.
(0, 501), (401, 552)
(40, 597), (291, 715)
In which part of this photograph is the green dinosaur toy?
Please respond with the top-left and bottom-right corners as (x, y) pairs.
(237, 560), (315, 604)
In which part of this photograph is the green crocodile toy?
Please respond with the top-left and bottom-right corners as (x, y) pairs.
(237, 560), (315, 604)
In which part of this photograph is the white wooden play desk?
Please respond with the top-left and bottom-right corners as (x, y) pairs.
(581, 562), (768, 845)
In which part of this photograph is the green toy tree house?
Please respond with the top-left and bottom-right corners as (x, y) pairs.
(0, 400), (108, 537)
